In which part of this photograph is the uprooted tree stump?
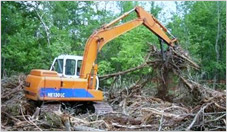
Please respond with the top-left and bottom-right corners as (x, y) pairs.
(155, 66), (173, 101)
(100, 43), (201, 102)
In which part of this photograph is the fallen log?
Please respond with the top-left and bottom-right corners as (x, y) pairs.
(74, 126), (105, 131)
(112, 122), (155, 129)
(141, 108), (185, 121)
(99, 63), (148, 80)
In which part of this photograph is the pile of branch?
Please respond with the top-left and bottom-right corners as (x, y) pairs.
(1, 74), (25, 101)
(1, 74), (67, 131)
(98, 43), (226, 131)
(58, 89), (225, 131)
(1, 74), (226, 131)
(1, 43), (226, 131)
(104, 83), (225, 131)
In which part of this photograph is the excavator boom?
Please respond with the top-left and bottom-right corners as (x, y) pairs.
(80, 6), (177, 79)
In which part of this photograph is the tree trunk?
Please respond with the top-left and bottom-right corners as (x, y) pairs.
(35, 3), (51, 46)
(213, 1), (220, 89)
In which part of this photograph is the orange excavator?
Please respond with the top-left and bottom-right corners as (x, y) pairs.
(24, 6), (177, 113)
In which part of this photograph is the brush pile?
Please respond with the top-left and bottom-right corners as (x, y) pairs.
(1, 44), (226, 131)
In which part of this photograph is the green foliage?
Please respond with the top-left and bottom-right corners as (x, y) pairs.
(116, 1), (138, 22)
(167, 1), (226, 81)
(98, 61), (114, 75)
(97, 2), (161, 78)
(1, 1), (101, 76)
(109, 26), (157, 71)
(149, 1), (162, 18)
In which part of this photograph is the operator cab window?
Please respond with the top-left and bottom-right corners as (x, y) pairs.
(65, 59), (76, 75)
(77, 60), (82, 76)
(53, 59), (63, 73)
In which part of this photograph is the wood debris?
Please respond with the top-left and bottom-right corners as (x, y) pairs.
(1, 44), (226, 131)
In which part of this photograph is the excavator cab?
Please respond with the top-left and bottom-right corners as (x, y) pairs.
(50, 55), (83, 78)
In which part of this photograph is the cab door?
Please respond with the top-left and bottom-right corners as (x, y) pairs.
(50, 58), (64, 77)
(64, 59), (77, 78)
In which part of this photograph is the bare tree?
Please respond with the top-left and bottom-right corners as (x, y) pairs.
(213, 1), (220, 89)
(34, 2), (51, 46)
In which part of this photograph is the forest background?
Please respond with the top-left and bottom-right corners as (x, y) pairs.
(1, 1), (226, 90)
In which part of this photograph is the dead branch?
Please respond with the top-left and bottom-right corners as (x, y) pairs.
(20, 106), (43, 131)
(172, 49), (200, 70)
(158, 114), (164, 131)
(99, 63), (148, 80)
(141, 108), (185, 120)
(31, 107), (40, 120)
(34, 3), (51, 46)
(112, 122), (155, 129)
(185, 103), (212, 131)
(61, 114), (71, 131)
(1, 111), (21, 122)
(74, 126), (105, 131)
(205, 114), (226, 123)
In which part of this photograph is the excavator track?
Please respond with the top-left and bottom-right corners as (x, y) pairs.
(30, 100), (113, 116)
(93, 102), (113, 115)
(40, 103), (62, 114)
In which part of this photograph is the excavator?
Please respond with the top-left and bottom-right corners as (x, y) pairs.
(24, 6), (178, 114)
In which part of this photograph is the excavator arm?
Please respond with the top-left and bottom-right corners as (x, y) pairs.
(80, 6), (177, 80)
